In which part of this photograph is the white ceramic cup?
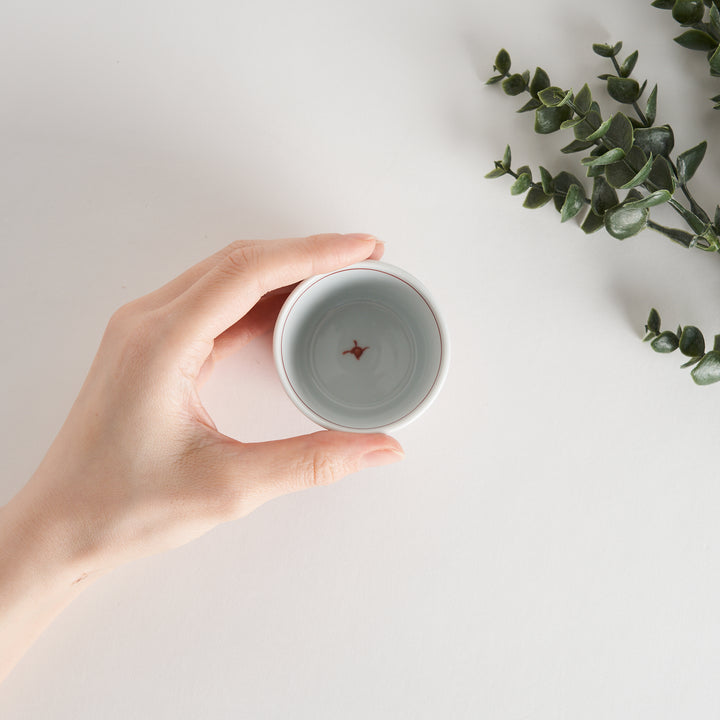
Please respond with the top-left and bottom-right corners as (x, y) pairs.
(273, 260), (450, 433)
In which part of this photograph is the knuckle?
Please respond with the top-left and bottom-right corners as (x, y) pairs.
(223, 245), (266, 295)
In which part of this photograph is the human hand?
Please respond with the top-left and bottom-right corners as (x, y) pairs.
(12, 233), (403, 580)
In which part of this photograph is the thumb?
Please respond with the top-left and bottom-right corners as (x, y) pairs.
(237, 430), (404, 508)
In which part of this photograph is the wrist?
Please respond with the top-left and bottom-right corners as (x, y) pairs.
(0, 482), (103, 592)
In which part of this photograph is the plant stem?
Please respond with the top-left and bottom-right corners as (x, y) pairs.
(610, 56), (649, 126)
(668, 158), (712, 224)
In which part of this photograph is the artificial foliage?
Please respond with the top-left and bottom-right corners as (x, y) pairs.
(652, 0), (720, 106)
(486, 28), (720, 384)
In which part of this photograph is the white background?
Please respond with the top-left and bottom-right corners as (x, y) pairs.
(2, 0), (720, 717)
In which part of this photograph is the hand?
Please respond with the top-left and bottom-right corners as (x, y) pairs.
(0, 233), (403, 680)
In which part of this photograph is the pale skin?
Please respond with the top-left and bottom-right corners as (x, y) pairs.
(0, 233), (403, 683)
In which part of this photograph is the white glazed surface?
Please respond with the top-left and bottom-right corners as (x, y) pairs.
(274, 261), (449, 432)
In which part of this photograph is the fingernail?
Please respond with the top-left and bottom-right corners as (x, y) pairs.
(360, 447), (405, 469)
(343, 233), (377, 242)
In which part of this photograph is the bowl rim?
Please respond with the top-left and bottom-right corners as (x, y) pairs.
(272, 260), (450, 433)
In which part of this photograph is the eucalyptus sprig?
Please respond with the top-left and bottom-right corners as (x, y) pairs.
(486, 42), (720, 384)
(643, 308), (720, 383)
(486, 44), (717, 248)
(651, 0), (720, 107)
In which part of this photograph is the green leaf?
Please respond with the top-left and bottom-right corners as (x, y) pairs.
(651, 330), (679, 353)
(679, 326), (705, 357)
(651, 0), (674, 8)
(486, 75), (504, 85)
(502, 73), (527, 96)
(581, 210), (604, 233)
(617, 153), (655, 189)
(510, 173), (532, 195)
(710, 45), (720, 75)
(604, 113), (634, 153)
(622, 189), (672, 209)
(677, 141), (707, 184)
(645, 85), (658, 126)
(534, 105), (573, 134)
(647, 155), (676, 193)
(523, 187), (552, 209)
(711, 4), (720, 36)
(485, 166), (507, 179)
(605, 146), (649, 189)
(494, 49), (511, 75)
(653, 225), (695, 247)
(591, 176), (619, 215)
(539, 166), (554, 194)
(573, 110), (604, 140)
(680, 357), (702, 369)
(561, 139), (595, 154)
(672, 0), (706, 26)
(575, 83), (592, 114)
(553, 171), (586, 212)
(646, 308), (661, 335)
(714, 335), (720, 352)
(516, 166), (532, 180)
(529, 67), (551, 97)
(691, 351), (720, 385)
(581, 147), (626, 167)
(715, 204), (720, 231)
(538, 86), (572, 107)
(634, 125), (675, 157)
(502, 145), (512, 170)
(607, 76), (641, 104)
(560, 116), (586, 129)
(585, 116), (613, 142)
(604, 204), (649, 239)
(620, 51), (639, 78)
(674, 29), (719, 51)
(593, 42), (621, 57)
(517, 97), (543, 113)
(560, 184), (585, 222)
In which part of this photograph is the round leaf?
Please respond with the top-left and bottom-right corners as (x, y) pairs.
(605, 146), (649, 189)
(634, 125), (675, 157)
(679, 326), (705, 357)
(605, 113), (634, 153)
(502, 73), (527, 96)
(604, 205), (649, 239)
(672, 0), (705, 26)
(651, 331), (679, 353)
(534, 105), (573, 134)
(607, 76), (641, 104)
(691, 351), (720, 385)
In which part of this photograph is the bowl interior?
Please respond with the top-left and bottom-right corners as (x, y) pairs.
(277, 266), (444, 431)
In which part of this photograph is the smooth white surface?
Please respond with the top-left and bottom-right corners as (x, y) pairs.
(274, 261), (448, 432)
(1, 1), (720, 717)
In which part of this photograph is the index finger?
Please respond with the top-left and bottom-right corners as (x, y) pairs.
(166, 232), (379, 348)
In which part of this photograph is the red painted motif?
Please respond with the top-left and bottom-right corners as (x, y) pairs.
(342, 340), (369, 360)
